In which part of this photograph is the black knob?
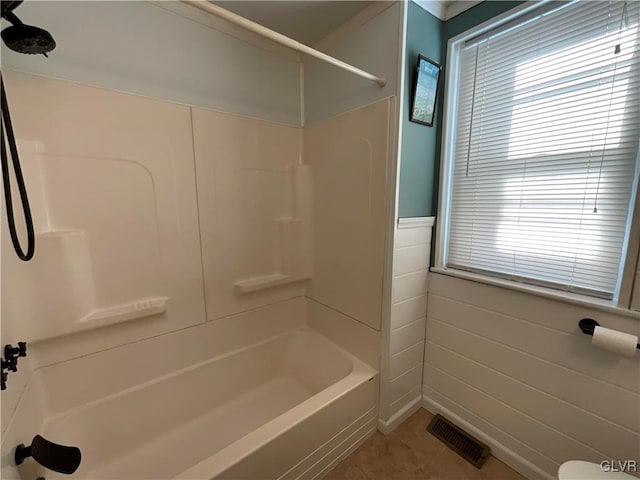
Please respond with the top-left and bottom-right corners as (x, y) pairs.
(579, 318), (599, 336)
(15, 435), (81, 474)
(6, 359), (17, 373)
(4, 342), (27, 360)
(1, 358), (15, 373)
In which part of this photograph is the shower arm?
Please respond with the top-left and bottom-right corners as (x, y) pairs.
(2, 11), (23, 26)
(180, 0), (387, 88)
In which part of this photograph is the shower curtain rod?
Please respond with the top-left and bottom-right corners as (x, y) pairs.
(180, 0), (387, 87)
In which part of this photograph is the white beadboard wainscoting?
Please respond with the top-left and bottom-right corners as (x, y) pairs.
(422, 273), (640, 480)
(632, 258), (640, 311)
(379, 217), (434, 433)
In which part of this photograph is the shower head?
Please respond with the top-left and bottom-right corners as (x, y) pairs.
(1, 1), (55, 56)
(1, 23), (56, 55)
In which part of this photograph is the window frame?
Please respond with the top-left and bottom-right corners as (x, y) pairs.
(434, 0), (640, 311)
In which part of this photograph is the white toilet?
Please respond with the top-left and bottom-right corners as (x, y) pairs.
(559, 461), (637, 480)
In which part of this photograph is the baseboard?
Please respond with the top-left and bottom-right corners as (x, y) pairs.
(377, 395), (422, 434)
(422, 395), (553, 480)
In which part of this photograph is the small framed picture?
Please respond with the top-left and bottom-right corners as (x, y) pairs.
(410, 55), (441, 127)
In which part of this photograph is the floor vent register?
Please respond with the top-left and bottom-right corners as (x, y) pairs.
(426, 414), (491, 468)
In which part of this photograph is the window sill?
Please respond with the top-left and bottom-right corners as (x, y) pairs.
(430, 267), (640, 320)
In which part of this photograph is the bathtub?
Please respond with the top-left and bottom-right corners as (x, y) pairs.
(12, 327), (378, 480)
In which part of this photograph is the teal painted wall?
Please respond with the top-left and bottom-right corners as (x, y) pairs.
(444, 1), (524, 39)
(398, 2), (442, 218)
(398, 1), (524, 218)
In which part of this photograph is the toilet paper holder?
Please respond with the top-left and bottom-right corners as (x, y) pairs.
(579, 318), (640, 350)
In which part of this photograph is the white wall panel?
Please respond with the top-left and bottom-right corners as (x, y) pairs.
(191, 107), (304, 320)
(428, 273), (640, 336)
(423, 273), (640, 478)
(379, 217), (434, 430)
(389, 363), (422, 401)
(426, 343), (638, 460)
(391, 270), (429, 304)
(390, 318), (426, 355)
(1, 71), (205, 363)
(390, 294), (428, 330)
(632, 254), (640, 311)
(395, 225), (433, 248)
(1, 1), (300, 125)
(426, 365), (600, 470)
(34, 298), (305, 418)
(427, 294), (639, 390)
(389, 342), (423, 379)
(0, 71), (206, 434)
(393, 244), (431, 276)
(304, 99), (391, 331)
(427, 319), (640, 431)
(306, 298), (381, 370)
(304, 3), (402, 125)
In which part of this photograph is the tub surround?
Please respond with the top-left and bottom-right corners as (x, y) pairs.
(1, 2), (402, 479)
(1, 68), (389, 479)
(307, 298), (381, 370)
(0, 1), (301, 126)
(0, 69), (205, 358)
(0, 69), (389, 361)
(191, 107), (308, 320)
(304, 99), (392, 332)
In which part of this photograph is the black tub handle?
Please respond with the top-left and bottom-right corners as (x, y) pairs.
(15, 435), (81, 474)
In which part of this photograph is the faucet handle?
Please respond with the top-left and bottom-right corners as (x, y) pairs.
(6, 358), (17, 373)
(15, 435), (81, 474)
(4, 342), (27, 360)
(1, 358), (16, 373)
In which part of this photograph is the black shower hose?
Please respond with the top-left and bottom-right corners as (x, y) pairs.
(1, 72), (35, 261)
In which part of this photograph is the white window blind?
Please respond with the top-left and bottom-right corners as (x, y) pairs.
(446, 0), (640, 299)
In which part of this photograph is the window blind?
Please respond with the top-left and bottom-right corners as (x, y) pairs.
(446, 0), (640, 299)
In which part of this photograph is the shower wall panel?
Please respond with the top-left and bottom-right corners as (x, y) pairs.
(304, 99), (391, 331)
(304, 3), (402, 126)
(1, 70), (205, 359)
(0, 1), (301, 126)
(191, 108), (308, 320)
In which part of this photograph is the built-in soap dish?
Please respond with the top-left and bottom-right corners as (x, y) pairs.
(234, 274), (302, 294)
(77, 297), (169, 330)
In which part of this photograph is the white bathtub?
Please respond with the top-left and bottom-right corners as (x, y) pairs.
(13, 328), (378, 480)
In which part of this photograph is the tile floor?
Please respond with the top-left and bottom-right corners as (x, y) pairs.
(325, 409), (526, 480)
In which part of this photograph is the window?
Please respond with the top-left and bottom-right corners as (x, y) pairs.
(437, 0), (640, 301)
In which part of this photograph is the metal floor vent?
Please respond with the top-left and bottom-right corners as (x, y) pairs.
(426, 414), (491, 468)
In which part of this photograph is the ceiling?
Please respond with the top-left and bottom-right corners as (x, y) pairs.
(413, 0), (481, 21)
(214, 1), (373, 45)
